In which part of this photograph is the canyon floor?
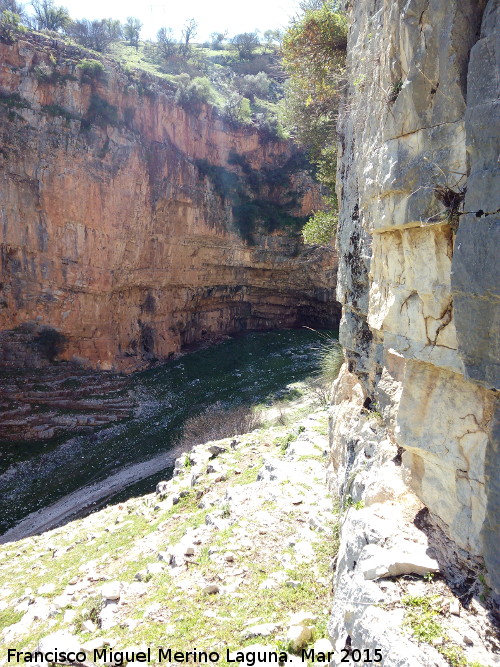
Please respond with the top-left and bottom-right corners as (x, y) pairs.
(0, 386), (497, 667)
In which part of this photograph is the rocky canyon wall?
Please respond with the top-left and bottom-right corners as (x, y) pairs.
(328, 0), (499, 661)
(0, 34), (339, 372)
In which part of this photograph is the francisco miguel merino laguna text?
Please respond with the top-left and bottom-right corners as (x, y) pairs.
(8, 647), (384, 664)
(8, 648), (297, 666)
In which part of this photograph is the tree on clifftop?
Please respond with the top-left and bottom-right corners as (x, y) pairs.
(124, 16), (142, 50)
(68, 18), (121, 52)
(31, 0), (70, 31)
(231, 32), (260, 60)
(281, 0), (347, 244)
(180, 18), (197, 55)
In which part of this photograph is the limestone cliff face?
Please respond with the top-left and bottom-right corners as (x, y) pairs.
(0, 35), (338, 372)
(331, 0), (499, 628)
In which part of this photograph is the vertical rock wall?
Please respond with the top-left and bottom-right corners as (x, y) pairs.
(0, 36), (339, 372)
(331, 0), (499, 639)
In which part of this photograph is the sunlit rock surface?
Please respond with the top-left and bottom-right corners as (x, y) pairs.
(0, 34), (339, 372)
(331, 0), (499, 645)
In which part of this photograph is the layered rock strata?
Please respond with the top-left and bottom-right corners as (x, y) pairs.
(0, 35), (339, 372)
(329, 0), (499, 654)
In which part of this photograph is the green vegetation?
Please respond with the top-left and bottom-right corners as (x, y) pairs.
(0, 8), (26, 42)
(174, 74), (217, 107)
(195, 153), (308, 241)
(305, 332), (343, 405)
(41, 103), (79, 120)
(0, 384), (340, 664)
(302, 209), (338, 245)
(281, 0), (347, 245)
(124, 16), (142, 50)
(33, 63), (76, 84)
(0, 608), (23, 632)
(402, 595), (444, 642)
(0, 91), (30, 109)
(31, 0), (70, 32)
(68, 19), (121, 53)
(86, 93), (118, 126)
(402, 595), (485, 667)
(76, 58), (106, 79)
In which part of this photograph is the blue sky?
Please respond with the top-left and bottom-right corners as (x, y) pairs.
(54, 0), (302, 42)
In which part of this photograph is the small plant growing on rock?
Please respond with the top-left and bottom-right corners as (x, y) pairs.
(388, 79), (403, 103)
(77, 59), (106, 80)
(433, 184), (466, 232)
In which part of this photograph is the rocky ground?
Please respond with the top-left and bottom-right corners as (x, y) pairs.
(0, 388), (338, 666)
(0, 384), (498, 666)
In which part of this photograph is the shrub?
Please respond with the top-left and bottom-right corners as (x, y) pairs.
(174, 75), (215, 108)
(0, 91), (30, 109)
(306, 337), (343, 405)
(68, 18), (122, 53)
(86, 93), (118, 126)
(302, 209), (338, 245)
(77, 59), (106, 79)
(42, 103), (79, 120)
(0, 9), (26, 43)
(33, 64), (76, 85)
(32, 327), (67, 361)
(180, 402), (262, 448)
(235, 72), (271, 100)
(223, 92), (251, 124)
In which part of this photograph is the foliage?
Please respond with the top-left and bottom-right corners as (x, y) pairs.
(0, 90), (30, 108)
(86, 93), (118, 126)
(0, 0), (27, 21)
(210, 30), (227, 50)
(281, 0), (347, 244)
(235, 71), (271, 101)
(124, 16), (141, 49)
(32, 327), (67, 362)
(157, 26), (176, 58)
(0, 8), (26, 42)
(402, 595), (443, 643)
(174, 74), (215, 108)
(263, 28), (283, 51)
(31, 0), (70, 31)
(195, 155), (306, 241)
(76, 58), (105, 79)
(231, 31), (260, 59)
(223, 92), (251, 124)
(32, 62), (76, 84)
(306, 334), (343, 404)
(42, 103), (79, 120)
(302, 208), (337, 245)
(68, 18), (121, 53)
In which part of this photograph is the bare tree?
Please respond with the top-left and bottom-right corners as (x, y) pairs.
(180, 17), (197, 55)
(157, 26), (176, 58)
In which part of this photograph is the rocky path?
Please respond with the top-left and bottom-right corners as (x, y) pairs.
(0, 391), (338, 666)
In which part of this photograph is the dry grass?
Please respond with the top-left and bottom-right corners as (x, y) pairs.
(179, 402), (262, 448)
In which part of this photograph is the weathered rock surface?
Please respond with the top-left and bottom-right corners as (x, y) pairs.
(0, 34), (339, 372)
(333, 0), (499, 605)
(327, 0), (500, 663)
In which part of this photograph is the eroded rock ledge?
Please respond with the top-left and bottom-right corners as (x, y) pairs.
(0, 34), (339, 372)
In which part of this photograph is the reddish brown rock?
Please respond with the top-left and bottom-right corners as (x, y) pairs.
(0, 35), (339, 371)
